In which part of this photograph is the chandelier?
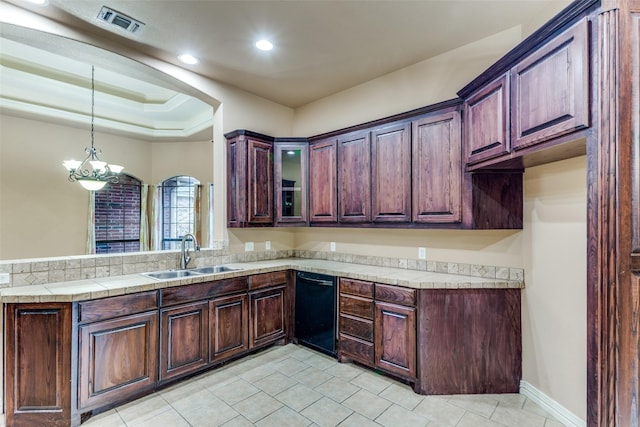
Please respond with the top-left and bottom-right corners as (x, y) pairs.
(63, 66), (123, 191)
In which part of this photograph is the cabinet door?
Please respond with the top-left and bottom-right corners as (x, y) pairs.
(274, 141), (309, 225)
(250, 286), (286, 349)
(465, 73), (510, 165)
(160, 302), (209, 380)
(227, 135), (245, 227)
(371, 122), (411, 223)
(374, 301), (416, 379)
(309, 139), (338, 223)
(78, 311), (158, 411)
(5, 303), (72, 427)
(511, 18), (589, 150)
(210, 294), (248, 362)
(412, 111), (462, 223)
(247, 138), (273, 224)
(338, 131), (371, 223)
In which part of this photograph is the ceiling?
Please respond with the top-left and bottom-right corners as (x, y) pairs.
(0, 0), (571, 138)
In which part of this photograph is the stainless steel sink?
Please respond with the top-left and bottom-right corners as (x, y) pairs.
(141, 265), (241, 280)
(190, 265), (241, 274)
(142, 270), (203, 280)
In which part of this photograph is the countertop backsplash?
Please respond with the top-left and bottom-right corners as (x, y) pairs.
(0, 248), (523, 289)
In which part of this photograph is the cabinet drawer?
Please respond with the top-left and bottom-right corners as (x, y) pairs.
(339, 278), (374, 298)
(161, 278), (248, 306)
(78, 291), (158, 324)
(339, 314), (373, 342)
(375, 284), (416, 306)
(249, 271), (288, 290)
(339, 294), (374, 320)
(339, 333), (374, 364)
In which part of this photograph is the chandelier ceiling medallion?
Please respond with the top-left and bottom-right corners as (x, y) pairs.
(63, 66), (123, 191)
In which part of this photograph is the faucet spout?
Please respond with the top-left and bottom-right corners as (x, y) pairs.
(180, 233), (200, 270)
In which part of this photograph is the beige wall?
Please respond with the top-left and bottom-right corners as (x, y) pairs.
(0, 114), (217, 259)
(521, 156), (587, 419)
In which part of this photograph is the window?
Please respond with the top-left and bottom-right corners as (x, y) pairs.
(161, 176), (200, 250)
(95, 174), (142, 254)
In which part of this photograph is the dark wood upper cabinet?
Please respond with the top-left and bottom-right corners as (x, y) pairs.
(412, 110), (462, 223)
(511, 18), (589, 150)
(309, 138), (338, 223)
(464, 73), (510, 165)
(338, 130), (371, 223)
(371, 122), (412, 223)
(274, 140), (309, 226)
(226, 130), (274, 227)
(247, 139), (274, 224)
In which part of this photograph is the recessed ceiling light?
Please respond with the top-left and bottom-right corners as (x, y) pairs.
(255, 39), (274, 51)
(23, 0), (48, 5)
(178, 53), (199, 65)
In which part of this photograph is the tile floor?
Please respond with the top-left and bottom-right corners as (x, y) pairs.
(84, 344), (565, 427)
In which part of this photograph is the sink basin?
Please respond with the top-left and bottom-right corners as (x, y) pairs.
(142, 270), (203, 280)
(190, 265), (241, 274)
(141, 265), (241, 280)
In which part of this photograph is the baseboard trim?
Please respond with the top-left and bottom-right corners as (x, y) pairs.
(520, 381), (585, 427)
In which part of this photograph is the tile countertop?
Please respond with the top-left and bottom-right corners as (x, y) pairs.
(0, 258), (523, 303)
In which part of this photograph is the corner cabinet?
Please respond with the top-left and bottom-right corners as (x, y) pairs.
(274, 139), (309, 226)
(226, 130), (274, 227)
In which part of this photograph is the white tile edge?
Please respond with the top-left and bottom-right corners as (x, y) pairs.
(519, 380), (586, 427)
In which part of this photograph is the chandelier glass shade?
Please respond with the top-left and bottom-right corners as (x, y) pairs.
(63, 66), (123, 191)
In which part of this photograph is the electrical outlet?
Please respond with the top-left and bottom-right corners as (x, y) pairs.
(265, 240), (271, 250)
(418, 247), (426, 259)
(0, 273), (9, 285)
(330, 242), (336, 252)
(245, 241), (254, 252)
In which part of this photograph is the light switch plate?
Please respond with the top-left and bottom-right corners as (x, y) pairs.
(0, 273), (9, 285)
(418, 247), (427, 259)
(330, 242), (336, 252)
(265, 241), (271, 250)
(245, 242), (254, 252)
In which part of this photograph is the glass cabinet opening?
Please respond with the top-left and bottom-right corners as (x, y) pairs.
(275, 141), (308, 225)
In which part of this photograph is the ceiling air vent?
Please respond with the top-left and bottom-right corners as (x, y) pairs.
(97, 6), (145, 34)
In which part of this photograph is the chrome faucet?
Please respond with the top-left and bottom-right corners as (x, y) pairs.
(180, 233), (200, 269)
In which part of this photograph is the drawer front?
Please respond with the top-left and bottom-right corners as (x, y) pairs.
(339, 314), (373, 342)
(339, 278), (374, 298)
(339, 334), (374, 365)
(161, 278), (248, 306)
(339, 294), (374, 320)
(249, 271), (288, 290)
(79, 291), (158, 324)
(375, 283), (416, 306)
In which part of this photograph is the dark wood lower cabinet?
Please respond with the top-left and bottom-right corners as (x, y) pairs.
(416, 289), (522, 394)
(374, 301), (416, 379)
(249, 286), (286, 348)
(210, 294), (249, 361)
(78, 311), (158, 411)
(338, 279), (521, 394)
(160, 302), (209, 380)
(5, 303), (73, 427)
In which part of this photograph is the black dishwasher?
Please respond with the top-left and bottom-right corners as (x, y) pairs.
(295, 271), (337, 356)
